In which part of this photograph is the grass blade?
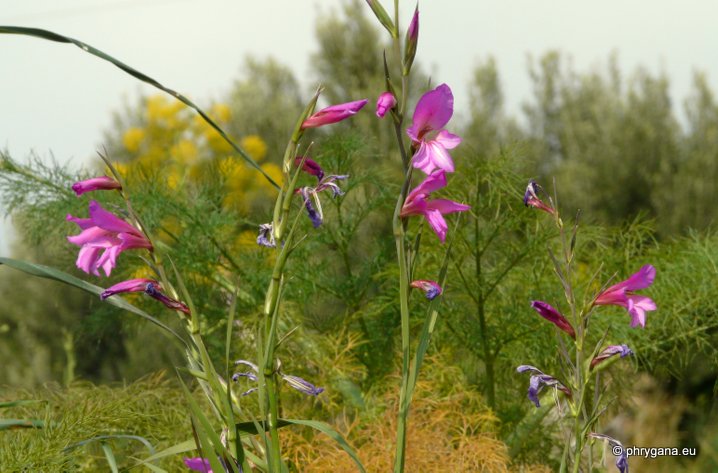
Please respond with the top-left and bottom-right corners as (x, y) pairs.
(0, 419), (44, 430)
(0, 257), (187, 347)
(283, 419), (365, 473)
(101, 443), (120, 473)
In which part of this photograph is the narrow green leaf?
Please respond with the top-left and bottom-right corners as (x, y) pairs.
(0, 257), (187, 347)
(177, 375), (239, 473)
(0, 419), (44, 430)
(0, 399), (44, 409)
(140, 439), (195, 464)
(0, 25), (279, 190)
(283, 419), (366, 473)
(64, 434), (156, 455)
(101, 442), (120, 473)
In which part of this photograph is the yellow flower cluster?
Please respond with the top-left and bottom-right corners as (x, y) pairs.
(116, 94), (278, 224)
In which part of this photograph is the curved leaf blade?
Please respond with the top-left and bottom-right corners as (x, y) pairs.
(0, 25), (279, 190)
(0, 257), (187, 347)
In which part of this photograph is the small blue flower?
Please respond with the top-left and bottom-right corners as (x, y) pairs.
(516, 364), (571, 408)
(257, 223), (276, 248)
(589, 433), (629, 473)
(590, 344), (634, 369)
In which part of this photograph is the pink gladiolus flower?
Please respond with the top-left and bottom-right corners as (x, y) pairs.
(67, 200), (152, 277)
(301, 99), (368, 129)
(594, 264), (657, 328)
(101, 278), (190, 314)
(375, 91), (397, 118)
(406, 84), (461, 174)
(524, 180), (555, 215)
(72, 176), (122, 196)
(411, 280), (442, 300)
(531, 301), (576, 339)
(184, 457), (212, 472)
(400, 170), (470, 243)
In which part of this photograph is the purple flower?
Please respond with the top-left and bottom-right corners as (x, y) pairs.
(145, 282), (191, 315)
(100, 278), (190, 314)
(589, 433), (629, 473)
(232, 359), (323, 397)
(531, 301), (576, 339)
(67, 200), (152, 277)
(590, 344), (634, 369)
(516, 365), (571, 408)
(594, 265), (657, 328)
(257, 223), (276, 248)
(410, 280), (442, 300)
(301, 99), (368, 129)
(523, 180), (555, 215)
(281, 374), (325, 396)
(72, 176), (122, 196)
(297, 175), (348, 228)
(406, 84), (461, 174)
(375, 92), (397, 118)
(400, 170), (470, 243)
(294, 156), (324, 181)
(184, 457), (212, 473)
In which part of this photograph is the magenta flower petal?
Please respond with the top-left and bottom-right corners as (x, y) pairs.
(184, 457), (212, 473)
(88, 200), (139, 235)
(375, 91), (397, 118)
(594, 265), (657, 328)
(425, 209), (448, 242)
(622, 264), (656, 291)
(66, 214), (94, 230)
(410, 280), (442, 300)
(426, 198), (471, 214)
(67, 201), (151, 277)
(301, 99), (368, 129)
(72, 176), (121, 196)
(405, 170), (447, 201)
(101, 278), (157, 299)
(400, 170), (469, 243)
(75, 246), (102, 275)
(411, 140), (455, 174)
(530, 301), (576, 339)
(434, 129), (461, 149)
(406, 84), (454, 141)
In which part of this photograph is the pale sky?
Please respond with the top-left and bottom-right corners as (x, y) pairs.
(2, 0), (718, 254)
